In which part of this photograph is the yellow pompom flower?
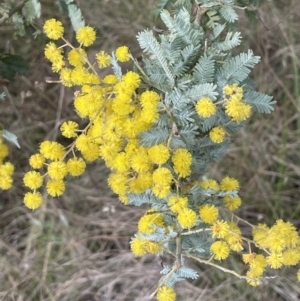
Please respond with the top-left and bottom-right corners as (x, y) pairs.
(225, 98), (252, 122)
(220, 176), (239, 191)
(60, 68), (73, 87)
(195, 97), (216, 118)
(168, 195), (188, 214)
(252, 223), (270, 248)
(107, 172), (129, 196)
(199, 204), (218, 224)
(157, 286), (176, 301)
(212, 220), (230, 238)
(152, 184), (171, 199)
(43, 18), (64, 40)
(0, 175), (13, 190)
(282, 249), (300, 266)
(177, 208), (197, 229)
(246, 267), (263, 286)
(66, 157), (86, 176)
(130, 152), (152, 173)
(47, 161), (68, 180)
(29, 153), (45, 169)
(96, 50), (111, 68)
(152, 167), (173, 185)
(44, 42), (64, 63)
(111, 152), (130, 173)
(23, 171), (43, 190)
(140, 90), (160, 107)
(46, 179), (65, 197)
(24, 191), (43, 210)
(40, 141), (65, 161)
(138, 210), (164, 234)
(210, 241), (230, 260)
(130, 237), (147, 256)
(223, 195), (242, 211)
(60, 121), (79, 138)
(115, 46), (130, 62)
(266, 252), (284, 269)
(199, 179), (219, 191)
(0, 162), (14, 176)
(129, 172), (152, 193)
(68, 48), (87, 67)
(76, 26), (96, 47)
(209, 126), (226, 143)
(147, 143), (170, 165)
(172, 148), (192, 178)
(122, 71), (141, 90)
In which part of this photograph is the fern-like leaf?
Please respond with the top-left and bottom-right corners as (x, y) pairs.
(244, 90), (276, 113)
(137, 30), (175, 87)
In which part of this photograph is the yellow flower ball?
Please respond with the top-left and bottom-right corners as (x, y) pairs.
(177, 207), (197, 229)
(195, 97), (216, 118)
(209, 126), (226, 143)
(157, 286), (176, 301)
(210, 241), (230, 260)
(24, 191), (43, 210)
(199, 204), (218, 224)
(115, 46), (130, 62)
(23, 171), (43, 190)
(43, 18), (64, 40)
(76, 26), (96, 47)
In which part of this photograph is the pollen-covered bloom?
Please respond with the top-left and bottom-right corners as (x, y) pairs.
(96, 51), (111, 68)
(43, 18), (64, 40)
(68, 48), (87, 67)
(172, 148), (192, 178)
(76, 26), (96, 47)
(195, 97), (216, 118)
(40, 141), (65, 161)
(44, 42), (64, 63)
(156, 286), (176, 301)
(23, 171), (43, 190)
(66, 157), (86, 176)
(152, 167), (173, 185)
(220, 176), (240, 191)
(130, 237), (147, 256)
(266, 252), (284, 269)
(225, 98), (252, 122)
(147, 143), (170, 165)
(138, 210), (164, 234)
(212, 220), (230, 238)
(46, 179), (65, 197)
(199, 204), (218, 224)
(47, 161), (68, 180)
(223, 195), (242, 211)
(168, 195), (188, 214)
(24, 191), (43, 210)
(60, 121), (79, 138)
(29, 153), (45, 169)
(115, 46), (130, 62)
(177, 208), (197, 229)
(209, 126), (226, 143)
(210, 241), (230, 260)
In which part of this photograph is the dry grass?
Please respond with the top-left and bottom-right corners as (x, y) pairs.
(1, 0), (300, 300)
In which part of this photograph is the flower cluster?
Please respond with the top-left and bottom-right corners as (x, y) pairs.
(24, 14), (300, 301)
(195, 83), (252, 144)
(0, 136), (14, 190)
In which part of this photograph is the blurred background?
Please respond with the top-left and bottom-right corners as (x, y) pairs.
(0, 0), (300, 300)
